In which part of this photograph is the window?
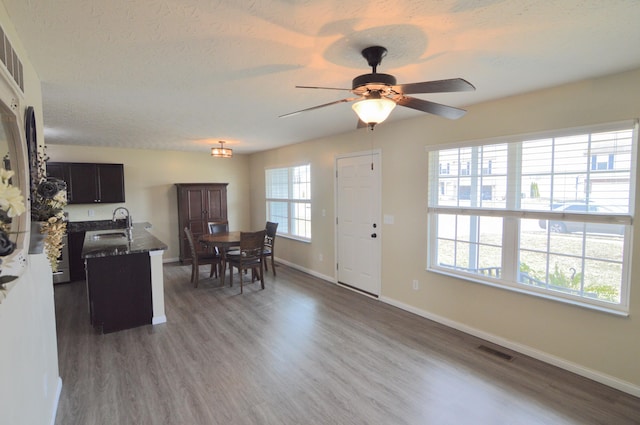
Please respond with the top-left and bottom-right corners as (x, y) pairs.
(591, 153), (615, 170)
(266, 164), (311, 240)
(427, 122), (637, 313)
(460, 161), (470, 176)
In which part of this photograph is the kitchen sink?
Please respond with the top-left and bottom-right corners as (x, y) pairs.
(92, 231), (127, 240)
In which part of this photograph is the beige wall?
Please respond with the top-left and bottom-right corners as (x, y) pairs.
(249, 68), (640, 395)
(0, 3), (62, 425)
(46, 145), (252, 261)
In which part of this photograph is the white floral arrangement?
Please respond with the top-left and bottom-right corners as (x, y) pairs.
(0, 167), (26, 290)
(30, 146), (68, 272)
(32, 178), (67, 271)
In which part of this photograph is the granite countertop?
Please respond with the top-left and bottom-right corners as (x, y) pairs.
(81, 223), (168, 259)
(68, 219), (129, 233)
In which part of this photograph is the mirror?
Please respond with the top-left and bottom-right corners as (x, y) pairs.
(0, 118), (10, 174)
(0, 104), (25, 244)
(0, 114), (16, 242)
(0, 68), (29, 297)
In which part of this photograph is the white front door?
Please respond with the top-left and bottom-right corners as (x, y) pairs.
(336, 152), (381, 296)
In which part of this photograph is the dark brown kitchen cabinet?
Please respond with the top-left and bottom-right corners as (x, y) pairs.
(176, 183), (228, 262)
(85, 252), (152, 333)
(47, 162), (125, 204)
(46, 162), (69, 184)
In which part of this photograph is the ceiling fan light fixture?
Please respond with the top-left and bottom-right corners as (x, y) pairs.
(211, 141), (233, 158)
(351, 96), (396, 126)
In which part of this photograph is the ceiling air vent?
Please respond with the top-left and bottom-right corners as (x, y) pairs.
(0, 25), (24, 93)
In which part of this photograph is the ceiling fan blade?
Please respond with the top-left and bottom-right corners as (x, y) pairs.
(396, 96), (467, 119)
(279, 97), (360, 118)
(296, 85), (352, 91)
(395, 78), (475, 95)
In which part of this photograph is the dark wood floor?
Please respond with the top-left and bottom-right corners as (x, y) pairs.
(53, 262), (640, 425)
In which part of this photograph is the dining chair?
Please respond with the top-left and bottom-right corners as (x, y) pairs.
(184, 227), (221, 288)
(208, 220), (231, 276)
(208, 221), (229, 235)
(263, 221), (279, 276)
(225, 230), (265, 294)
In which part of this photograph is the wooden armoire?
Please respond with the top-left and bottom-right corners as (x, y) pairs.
(176, 183), (228, 262)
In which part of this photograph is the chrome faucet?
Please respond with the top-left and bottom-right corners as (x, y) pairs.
(112, 207), (133, 242)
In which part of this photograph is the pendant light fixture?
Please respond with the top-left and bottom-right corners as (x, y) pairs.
(211, 141), (233, 158)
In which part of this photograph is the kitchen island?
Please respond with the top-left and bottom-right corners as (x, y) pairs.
(82, 223), (168, 333)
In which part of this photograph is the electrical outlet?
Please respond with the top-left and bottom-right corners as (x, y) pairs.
(319, 253), (323, 262)
(88, 209), (95, 217)
(412, 279), (419, 290)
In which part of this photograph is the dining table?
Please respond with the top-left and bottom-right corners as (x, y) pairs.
(199, 231), (241, 250)
(198, 231), (241, 283)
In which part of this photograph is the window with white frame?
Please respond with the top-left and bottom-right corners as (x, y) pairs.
(266, 164), (311, 240)
(427, 121), (637, 313)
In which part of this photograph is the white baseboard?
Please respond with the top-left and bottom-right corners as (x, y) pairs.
(163, 256), (179, 263)
(380, 295), (640, 398)
(152, 315), (167, 325)
(274, 257), (337, 283)
(49, 376), (62, 425)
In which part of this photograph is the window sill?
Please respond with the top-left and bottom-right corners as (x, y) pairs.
(428, 267), (629, 317)
(277, 234), (311, 244)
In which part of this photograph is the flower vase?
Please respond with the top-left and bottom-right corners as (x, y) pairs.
(29, 221), (46, 254)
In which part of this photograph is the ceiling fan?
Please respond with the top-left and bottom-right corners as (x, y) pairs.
(280, 46), (475, 129)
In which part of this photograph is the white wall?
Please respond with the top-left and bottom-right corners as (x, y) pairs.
(0, 3), (61, 425)
(0, 255), (60, 425)
(248, 68), (640, 395)
(46, 145), (252, 262)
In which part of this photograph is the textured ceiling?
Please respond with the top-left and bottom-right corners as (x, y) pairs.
(3, 0), (640, 154)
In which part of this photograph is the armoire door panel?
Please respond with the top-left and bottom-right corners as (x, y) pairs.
(185, 189), (204, 221)
(204, 188), (227, 221)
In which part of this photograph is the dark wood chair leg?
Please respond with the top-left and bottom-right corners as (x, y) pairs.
(259, 261), (265, 289)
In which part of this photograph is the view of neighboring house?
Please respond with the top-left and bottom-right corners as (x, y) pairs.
(437, 128), (633, 209)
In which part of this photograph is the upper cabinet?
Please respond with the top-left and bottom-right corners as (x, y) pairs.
(47, 162), (125, 204)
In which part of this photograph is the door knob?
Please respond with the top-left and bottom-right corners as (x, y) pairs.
(371, 233), (377, 238)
